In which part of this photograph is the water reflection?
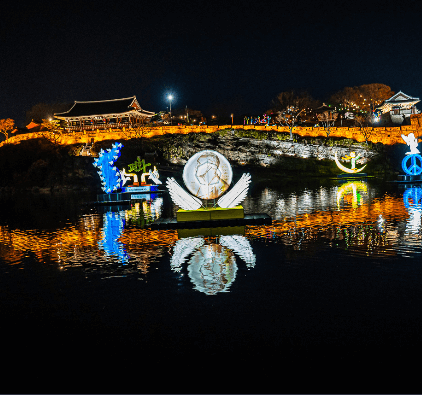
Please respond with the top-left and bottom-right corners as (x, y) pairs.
(243, 181), (375, 220)
(171, 233), (256, 295)
(245, 181), (422, 258)
(336, 181), (368, 209)
(99, 211), (128, 263)
(1, 181), (422, 283)
(403, 187), (422, 234)
(124, 198), (163, 227)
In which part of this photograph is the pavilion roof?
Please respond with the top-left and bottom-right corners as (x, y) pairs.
(54, 96), (155, 119)
(376, 91), (420, 113)
(314, 103), (333, 113)
(26, 120), (40, 129)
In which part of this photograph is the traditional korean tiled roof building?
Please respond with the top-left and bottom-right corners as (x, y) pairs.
(376, 91), (420, 125)
(54, 96), (155, 131)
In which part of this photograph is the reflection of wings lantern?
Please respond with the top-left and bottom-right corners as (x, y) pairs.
(170, 237), (205, 272)
(219, 235), (256, 267)
(166, 150), (251, 210)
(93, 142), (123, 193)
(170, 235), (256, 295)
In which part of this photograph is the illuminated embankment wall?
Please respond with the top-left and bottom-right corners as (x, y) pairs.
(2, 115), (422, 147)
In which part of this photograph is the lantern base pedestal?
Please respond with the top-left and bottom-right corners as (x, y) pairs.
(337, 172), (367, 179)
(176, 206), (244, 222)
(121, 185), (158, 193)
(397, 174), (422, 182)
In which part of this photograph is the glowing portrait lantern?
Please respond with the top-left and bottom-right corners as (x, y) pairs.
(183, 150), (233, 200)
(167, 150), (251, 211)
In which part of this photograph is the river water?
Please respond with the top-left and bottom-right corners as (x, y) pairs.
(1, 177), (421, 393)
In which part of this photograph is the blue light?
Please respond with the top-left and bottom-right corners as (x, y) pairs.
(403, 187), (422, 209)
(402, 154), (422, 176)
(94, 142), (124, 193)
(98, 211), (129, 263)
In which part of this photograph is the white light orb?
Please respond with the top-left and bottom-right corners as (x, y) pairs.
(182, 150), (233, 200)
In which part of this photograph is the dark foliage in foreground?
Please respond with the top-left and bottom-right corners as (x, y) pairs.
(0, 138), (95, 189)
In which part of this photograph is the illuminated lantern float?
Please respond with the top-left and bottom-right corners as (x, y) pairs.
(93, 142), (162, 203)
(334, 150), (367, 179)
(399, 133), (422, 182)
(120, 156), (162, 195)
(93, 142), (124, 194)
(166, 150), (251, 221)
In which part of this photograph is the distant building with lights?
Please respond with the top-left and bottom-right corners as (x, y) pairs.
(54, 96), (155, 131)
(376, 91), (420, 125)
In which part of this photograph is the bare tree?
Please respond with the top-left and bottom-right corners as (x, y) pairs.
(0, 118), (17, 142)
(276, 107), (305, 140)
(359, 83), (394, 112)
(41, 119), (64, 144)
(330, 84), (393, 113)
(273, 90), (317, 140)
(272, 90), (317, 113)
(25, 102), (71, 125)
(329, 86), (358, 110)
(317, 111), (338, 137)
(354, 113), (374, 144)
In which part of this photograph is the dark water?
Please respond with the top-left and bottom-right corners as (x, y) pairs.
(1, 178), (422, 393)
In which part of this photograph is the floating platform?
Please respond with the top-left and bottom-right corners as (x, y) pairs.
(335, 173), (371, 180)
(121, 185), (159, 193)
(146, 213), (272, 230)
(177, 226), (246, 238)
(91, 188), (164, 205)
(387, 175), (422, 186)
(396, 174), (422, 183)
(177, 206), (244, 222)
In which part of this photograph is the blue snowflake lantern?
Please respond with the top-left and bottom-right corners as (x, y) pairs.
(93, 142), (124, 193)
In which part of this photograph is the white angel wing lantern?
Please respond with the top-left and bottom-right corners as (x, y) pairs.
(402, 133), (420, 155)
(166, 150), (251, 210)
(166, 177), (203, 210)
(217, 173), (251, 208)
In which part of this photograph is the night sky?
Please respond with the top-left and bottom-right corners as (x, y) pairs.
(1, 0), (421, 126)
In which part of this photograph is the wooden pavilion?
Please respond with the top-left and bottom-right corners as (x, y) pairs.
(54, 96), (155, 131)
(376, 91), (420, 125)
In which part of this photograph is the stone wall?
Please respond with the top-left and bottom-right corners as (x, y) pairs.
(165, 134), (379, 170)
(2, 114), (422, 148)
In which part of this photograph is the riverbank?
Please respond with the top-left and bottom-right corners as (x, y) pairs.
(0, 130), (402, 191)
